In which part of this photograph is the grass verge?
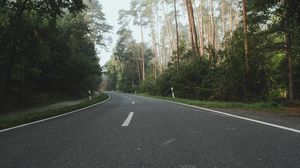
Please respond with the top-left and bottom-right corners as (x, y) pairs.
(138, 93), (284, 112)
(0, 94), (109, 130)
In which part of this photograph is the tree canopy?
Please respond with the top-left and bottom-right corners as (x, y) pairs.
(0, 0), (111, 111)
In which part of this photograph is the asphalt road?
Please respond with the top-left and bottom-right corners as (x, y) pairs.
(0, 92), (299, 168)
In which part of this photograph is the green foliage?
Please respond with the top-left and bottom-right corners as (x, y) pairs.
(136, 0), (300, 103)
(139, 93), (283, 112)
(0, 0), (111, 111)
(139, 22), (293, 102)
(85, 0), (113, 46)
(106, 26), (153, 93)
(106, 0), (300, 104)
(41, 14), (102, 96)
(139, 76), (159, 95)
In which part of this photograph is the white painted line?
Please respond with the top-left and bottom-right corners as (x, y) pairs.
(162, 138), (176, 146)
(122, 112), (134, 127)
(133, 95), (300, 134)
(192, 109), (229, 117)
(0, 96), (111, 133)
(132, 101), (135, 104)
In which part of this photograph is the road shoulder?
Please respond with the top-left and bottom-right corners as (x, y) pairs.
(135, 94), (300, 131)
(0, 94), (110, 131)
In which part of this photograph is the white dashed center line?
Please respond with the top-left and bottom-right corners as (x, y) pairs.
(122, 112), (134, 127)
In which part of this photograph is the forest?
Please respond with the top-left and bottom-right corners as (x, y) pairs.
(107, 0), (300, 103)
(1, 0), (299, 113)
(0, 0), (111, 112)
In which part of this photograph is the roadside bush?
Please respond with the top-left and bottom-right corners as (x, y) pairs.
(139, 76), (159, 95)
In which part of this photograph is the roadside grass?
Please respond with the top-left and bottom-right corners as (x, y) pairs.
(138, 93), (284, 112)
(0, 94), (109, 130)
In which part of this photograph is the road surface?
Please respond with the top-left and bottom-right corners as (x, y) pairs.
(0, 92), (299, 168)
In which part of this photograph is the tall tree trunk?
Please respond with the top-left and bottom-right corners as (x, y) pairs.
(285, 2), (294, 100)
(3, 0), (28, 111)
(203, 15), (208, 48)
(229, 1), (233, 34)
(242, 0), (249, 101)
(235, 10), (239, 32)
(194, 0), (204, 56)
(286, 32), (294, 100)
(130, 34), (141, 84)
(221, 0), (226, 40)
(137, 58), (141, 84)
(209, 0), (215, 49)
(186, 0), (195, 58)
(186, 0), (200, 58)
(174, 0), (179, 74)
(148, 3), (159, 79)
(156, 6), (163, 75)
(161, 0), (174, 63)
(208, 15), (211, 46)
(199, 0), (204, 56)
(150, 16), (158, 78)
(242, 0), (249, 74)
(140, 24), (145, 81)
(162, 0), (175, 51)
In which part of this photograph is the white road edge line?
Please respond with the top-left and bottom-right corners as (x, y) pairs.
(122, 112), (134, 127)
(0, 95), (111, 133)
(134, 95), (300, 134)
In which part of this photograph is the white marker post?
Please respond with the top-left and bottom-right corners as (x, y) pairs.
(88, 90), (92, 101)
(171, 87), (175, 99)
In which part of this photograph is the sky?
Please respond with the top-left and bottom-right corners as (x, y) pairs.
(97, 0), (132, 66)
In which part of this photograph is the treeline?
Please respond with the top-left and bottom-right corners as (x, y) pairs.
(107, 0), (300, 102)
(0, 0), (111, 111)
